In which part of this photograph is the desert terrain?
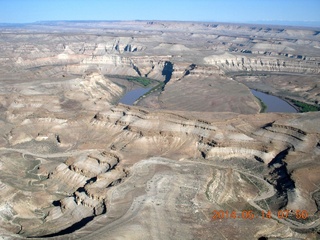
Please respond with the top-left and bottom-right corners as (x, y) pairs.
(0, 21), (319, 239)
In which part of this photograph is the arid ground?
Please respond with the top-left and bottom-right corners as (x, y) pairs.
(0, 21), (319, 239)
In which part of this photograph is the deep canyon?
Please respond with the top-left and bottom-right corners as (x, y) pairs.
(0, 21), (319, 239)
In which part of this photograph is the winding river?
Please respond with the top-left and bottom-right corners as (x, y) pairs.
(119, 87), (298, 113)
(251, 89), (297, 113)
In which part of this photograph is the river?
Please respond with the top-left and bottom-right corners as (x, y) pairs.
(251, 89), (297, 113)
(119, 87), (297, 113)
(119, 87), (152, 105)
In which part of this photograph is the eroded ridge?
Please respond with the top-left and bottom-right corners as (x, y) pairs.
(0, 148), (128, 238)
(92, 106), (320, 231)
(0, 103), (319, 238)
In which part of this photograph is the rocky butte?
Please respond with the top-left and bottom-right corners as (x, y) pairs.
(0, 21), (319, 239)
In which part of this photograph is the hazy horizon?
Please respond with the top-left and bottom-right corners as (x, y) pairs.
(1, 20), (320, 29)
(1, 0), (320, 28)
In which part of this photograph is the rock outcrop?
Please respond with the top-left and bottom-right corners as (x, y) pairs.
(204, 52), (320, 74)
(1, 101), (319, 238)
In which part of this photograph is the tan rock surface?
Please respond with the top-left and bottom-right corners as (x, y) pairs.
(0, 21), (319, 239)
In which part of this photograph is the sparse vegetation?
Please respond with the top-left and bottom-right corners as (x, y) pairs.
(290, 99), (320, 112)
(126, 76), (152, 86)
(135, 81), (165, 102)
(106, 74), (156, 87)
(255, 96), (267, 113)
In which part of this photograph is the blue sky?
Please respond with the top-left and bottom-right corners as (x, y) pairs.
(0, 0), (319, 26)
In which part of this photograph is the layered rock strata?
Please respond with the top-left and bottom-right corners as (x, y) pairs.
(0, 21), (319, 239)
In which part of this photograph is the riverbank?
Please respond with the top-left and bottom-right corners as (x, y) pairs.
(114, 75), (168, 106)
(285, 98), (320, 112)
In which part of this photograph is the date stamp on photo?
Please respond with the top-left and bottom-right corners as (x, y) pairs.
(212, 209), (308, 221)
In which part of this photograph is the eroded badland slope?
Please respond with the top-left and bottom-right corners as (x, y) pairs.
(0, 21), (319, 239)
